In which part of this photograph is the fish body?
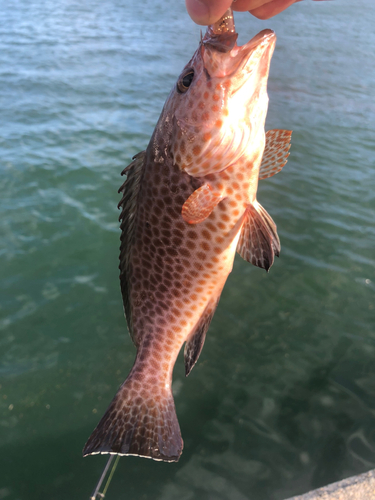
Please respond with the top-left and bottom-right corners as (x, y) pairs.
(83, 9), (291, 462)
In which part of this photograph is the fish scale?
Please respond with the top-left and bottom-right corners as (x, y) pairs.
(83, 8), (292, 462)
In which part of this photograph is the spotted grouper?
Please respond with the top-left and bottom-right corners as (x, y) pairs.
(83, 8), (291, 462)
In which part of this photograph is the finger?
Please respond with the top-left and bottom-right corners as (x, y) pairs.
(232, 0), (274, 11)
(185, 0), (233, 25)
(248, 0), (301, 20)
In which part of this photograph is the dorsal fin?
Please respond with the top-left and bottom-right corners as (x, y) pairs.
(259, 129), (292, 180)
(236, 201), (280, 271)
(184, 295), (221, 376)
(118, 151), (146, 344)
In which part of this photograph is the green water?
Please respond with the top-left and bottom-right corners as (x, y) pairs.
(1, 1), (374, 499)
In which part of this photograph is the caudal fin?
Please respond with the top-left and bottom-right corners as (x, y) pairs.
(83, 375), (183, 462)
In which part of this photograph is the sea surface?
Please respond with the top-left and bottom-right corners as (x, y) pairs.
(0, 1), (374, 499)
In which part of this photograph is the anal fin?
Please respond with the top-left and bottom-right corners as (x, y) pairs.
(259, 129), (292, 180)
(182, 183), (223, 224)
(236, 201), (280, 271)
(184, 296), (220, 376)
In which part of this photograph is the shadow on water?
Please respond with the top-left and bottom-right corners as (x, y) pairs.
(277, 338), (351, 488)
(275, 336), (375, 497)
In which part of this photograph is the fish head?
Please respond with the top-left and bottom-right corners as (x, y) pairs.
(166, 11), (276, 176)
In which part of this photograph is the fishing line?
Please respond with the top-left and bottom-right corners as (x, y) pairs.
(90, 455), (120, 500)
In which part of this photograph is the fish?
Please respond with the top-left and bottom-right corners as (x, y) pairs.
(83, 8), (291, 463)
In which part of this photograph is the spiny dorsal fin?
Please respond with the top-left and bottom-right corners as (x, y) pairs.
(118, 151), (146, 344)
(184, 296), (220, 376)
(236, 201), (280, 271)
(259, 129), (292, 180)
(182, 183), (223, 224)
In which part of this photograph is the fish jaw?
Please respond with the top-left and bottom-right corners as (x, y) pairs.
(165, 24), (276, 177)
(202, 26), (275, 81)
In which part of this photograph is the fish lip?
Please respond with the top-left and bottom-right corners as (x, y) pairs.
(231, 29), (276, 84)
(244, 29), (276, 52)
(236, 29), (276, 72)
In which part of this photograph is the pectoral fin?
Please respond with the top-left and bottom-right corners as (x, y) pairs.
(236, 201), (280, 271)
(259, 129), (292, 180)
(182, 183), (223, 224)
(184, 296), (220, 376)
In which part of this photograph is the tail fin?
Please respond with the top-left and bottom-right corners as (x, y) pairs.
(83, 375), (183, 462)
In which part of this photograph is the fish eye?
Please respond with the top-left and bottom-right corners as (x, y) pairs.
(177, 69), (194, 93)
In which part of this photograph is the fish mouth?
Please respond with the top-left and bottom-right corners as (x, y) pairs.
(245, 29), (276, 52)
(236, 29), (276, 81)
(242, 29), (276, 62)
(202, 26), (276, 80)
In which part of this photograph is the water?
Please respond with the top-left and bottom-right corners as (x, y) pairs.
(0, 0), (374, 498)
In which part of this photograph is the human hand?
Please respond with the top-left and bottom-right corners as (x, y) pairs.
(185, 0), (303, 25)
